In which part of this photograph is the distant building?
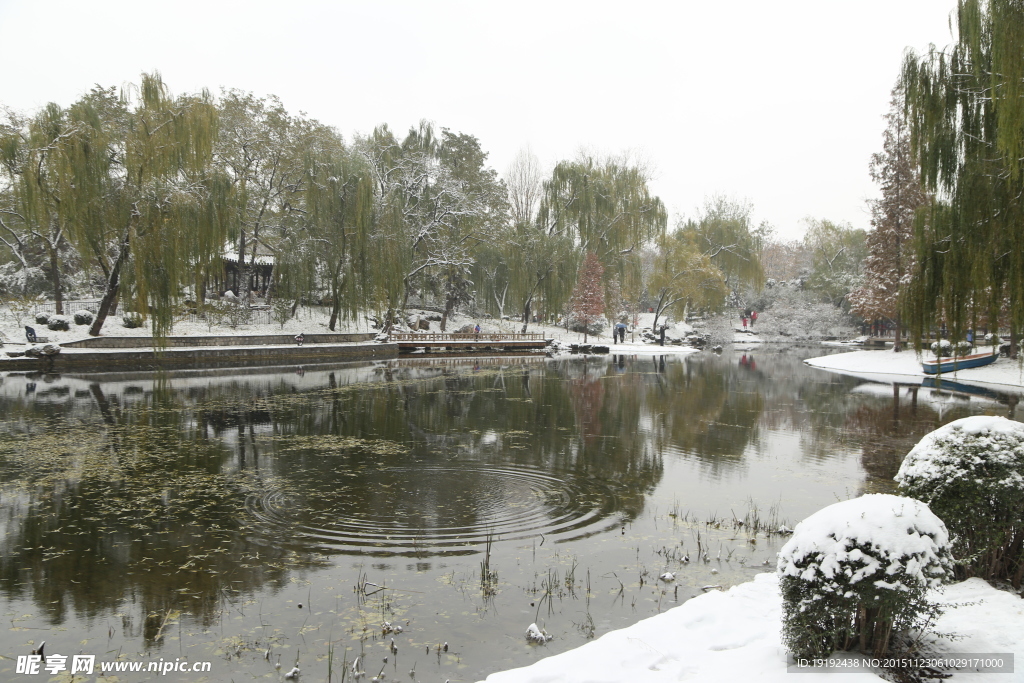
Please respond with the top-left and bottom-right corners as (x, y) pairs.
(216, 238), (275, 296)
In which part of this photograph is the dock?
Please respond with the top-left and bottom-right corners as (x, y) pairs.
(390, 332), (551, 353)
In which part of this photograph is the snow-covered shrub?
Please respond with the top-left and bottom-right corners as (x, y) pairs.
(567, 314), (606, 336)
(985, 333), (1001, 346)
(271, 298), (293, 329)
(121, 312), (144, 328)
(777, 494), (952, 659)
(930, 339), (972, 356)
(929, 339), (952, 357)
(73, 310), (94, 326)
(34, 311), (51, 325)
(896, 416), (1024, 587)
(46, 314), (70, 331)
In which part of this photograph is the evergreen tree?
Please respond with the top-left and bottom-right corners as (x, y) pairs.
(849, 89), (927, 350)
(568, 251), (605, 343)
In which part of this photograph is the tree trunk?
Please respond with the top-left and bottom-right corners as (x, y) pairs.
(328, 300), (340, 331)
(238, 230), (250, 305)
(48, 246), (63, 315)
(521, 299), (532, 334)
(89, 231), (131, 336)
(893, 314), (903, 352)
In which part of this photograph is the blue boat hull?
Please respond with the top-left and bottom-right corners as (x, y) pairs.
(922, 352), (998, 374)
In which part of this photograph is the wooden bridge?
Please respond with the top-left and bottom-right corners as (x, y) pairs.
(389, 332), (551, 353)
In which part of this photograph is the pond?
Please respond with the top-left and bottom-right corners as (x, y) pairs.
(0, 347), (1017, 681)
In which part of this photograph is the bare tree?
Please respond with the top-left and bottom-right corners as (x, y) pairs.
(506, 146), (542, 227)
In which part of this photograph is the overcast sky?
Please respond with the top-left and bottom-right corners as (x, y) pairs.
(0, 0), (957, 240)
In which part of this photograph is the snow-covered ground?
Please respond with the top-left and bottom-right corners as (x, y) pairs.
(1, 307), (701, 358)
(805, 348), (1024, 393)
(480, 573), (1023, 683)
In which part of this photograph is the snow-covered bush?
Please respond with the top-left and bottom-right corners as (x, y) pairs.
(271, 298), (292, 329)
(985, 333), (1001, 346)
(929, 339), (952, 357)
(931, 339), (971, 357)
(777, 494), (952, 659)
(46, 314), (70, 331)
(73, 310), (94, 326)
(121, 312), (144, 328)
(34, 311), (50, 325)
(567, 314), (606, 337)
(896, 416), (1024, 587)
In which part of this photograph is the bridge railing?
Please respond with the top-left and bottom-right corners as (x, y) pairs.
(390, 332), (547, 342)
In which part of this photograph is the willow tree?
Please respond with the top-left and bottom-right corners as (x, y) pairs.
(849, 89), (927, 350)
(294, 129), (375, 331)
(902, 0), (1024, 352)
(55, 75), (228, 338)
(536, 155), (667, 302)
(802, 218), (867, 307)
(648, 229), (728, 330)
(0, 104), (85, 313)
(678, 196), (764, 293)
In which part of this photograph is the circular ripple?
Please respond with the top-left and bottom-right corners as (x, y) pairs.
(245, 465), (620, 555)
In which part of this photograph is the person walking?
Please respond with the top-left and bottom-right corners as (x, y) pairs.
(750, 310), (758, 327)
(741, 313), (747, 330)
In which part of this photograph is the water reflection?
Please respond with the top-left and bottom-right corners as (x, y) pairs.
(0, 349), (1019, 677)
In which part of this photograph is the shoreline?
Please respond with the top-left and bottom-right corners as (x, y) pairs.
(478, 573), (1022, 683)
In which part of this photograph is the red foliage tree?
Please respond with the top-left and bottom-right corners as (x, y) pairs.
(569, 252), (605, 343)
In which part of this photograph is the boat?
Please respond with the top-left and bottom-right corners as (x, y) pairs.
(922, 350), (998, 375)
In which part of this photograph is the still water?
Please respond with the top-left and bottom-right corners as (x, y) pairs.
(0, 347), (1017, 681)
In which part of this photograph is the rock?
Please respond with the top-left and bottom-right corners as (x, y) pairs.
(525, 623), (552, 643)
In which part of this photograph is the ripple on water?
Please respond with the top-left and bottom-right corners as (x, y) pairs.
(245, 464), (620, 555)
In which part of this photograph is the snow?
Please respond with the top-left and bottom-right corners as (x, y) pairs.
(805, 349), (1024, 394)
(481, 573), (1023, 683)
(895, 415), (1024, 489)
(1, 306), (703, 359)
(777, 494), (951, 593)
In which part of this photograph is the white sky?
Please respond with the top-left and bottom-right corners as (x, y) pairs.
(0, 0), (956, 240)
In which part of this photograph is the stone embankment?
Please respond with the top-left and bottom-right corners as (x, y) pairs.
(4, 333), (395, 372)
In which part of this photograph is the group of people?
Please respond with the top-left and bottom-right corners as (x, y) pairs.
(613, 323), (628, 343)
(740, 309), (758, 330)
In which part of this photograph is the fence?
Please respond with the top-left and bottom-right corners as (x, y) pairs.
(27, 300), (101, 316)
(175, 308), (273, 326)
(12, 301), (273, 326)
